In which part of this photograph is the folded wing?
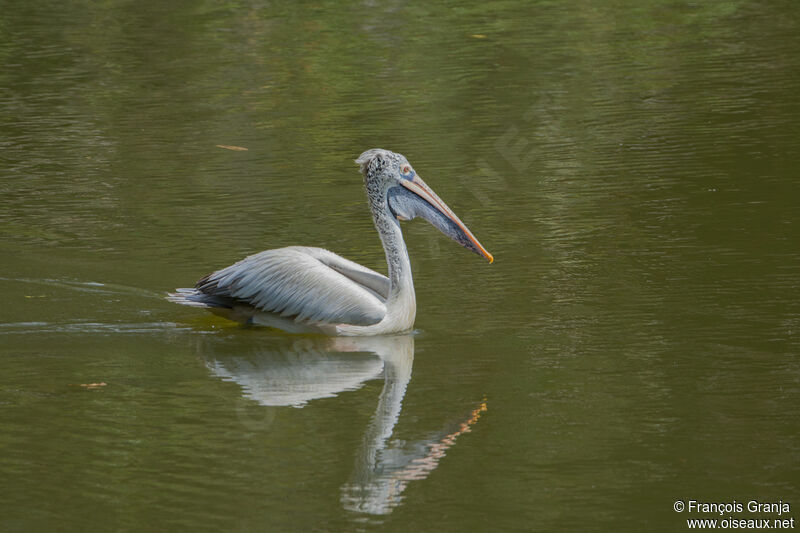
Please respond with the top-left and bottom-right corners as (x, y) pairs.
(193, 246), (388, 326)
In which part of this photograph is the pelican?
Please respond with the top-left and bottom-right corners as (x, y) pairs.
(168, 149), (493, 335)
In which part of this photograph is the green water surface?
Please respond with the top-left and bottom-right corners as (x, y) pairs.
(1, 1), (799, 531)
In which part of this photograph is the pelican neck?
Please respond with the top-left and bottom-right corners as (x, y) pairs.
(374, 209), (414, 304)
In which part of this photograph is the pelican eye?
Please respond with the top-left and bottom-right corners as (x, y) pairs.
(401, 165), (412, 176)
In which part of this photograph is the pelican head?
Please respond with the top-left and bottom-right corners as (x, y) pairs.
(355, 148), (493, 263)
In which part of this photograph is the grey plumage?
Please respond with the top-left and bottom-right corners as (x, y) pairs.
(168, 246), (389, 326)
(168, 149), (492, 335)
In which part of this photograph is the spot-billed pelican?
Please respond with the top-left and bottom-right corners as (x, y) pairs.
(168, 149), (493, 335)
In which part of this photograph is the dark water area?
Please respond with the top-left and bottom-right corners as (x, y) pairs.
(1, 1), (798, 531)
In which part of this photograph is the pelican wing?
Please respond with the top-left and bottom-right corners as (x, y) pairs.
(195, 246), (388, 326)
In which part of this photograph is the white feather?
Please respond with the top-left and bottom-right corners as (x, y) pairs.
(194, 246), (388, 327)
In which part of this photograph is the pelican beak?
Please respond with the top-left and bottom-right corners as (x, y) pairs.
(399, 175), (494, 263)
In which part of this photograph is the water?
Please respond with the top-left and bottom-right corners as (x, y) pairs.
(1, 1), (799, 531)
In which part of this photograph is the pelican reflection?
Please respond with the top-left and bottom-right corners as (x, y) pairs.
(203, 335), (486, 515)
